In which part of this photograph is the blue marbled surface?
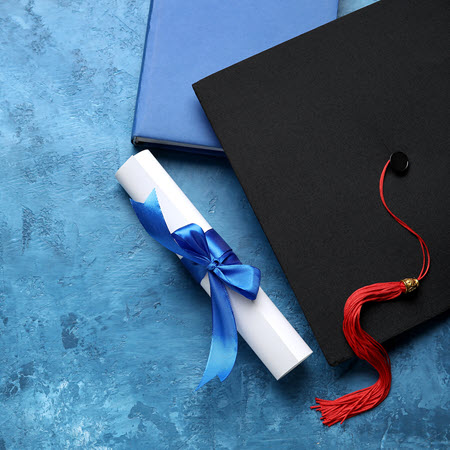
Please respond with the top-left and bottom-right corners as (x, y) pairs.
(0, 0), (448, 448)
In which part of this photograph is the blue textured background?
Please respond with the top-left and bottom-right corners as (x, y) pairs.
(0, 1), (448, 448)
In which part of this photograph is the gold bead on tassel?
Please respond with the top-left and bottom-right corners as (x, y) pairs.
(401, 278), (419, 293)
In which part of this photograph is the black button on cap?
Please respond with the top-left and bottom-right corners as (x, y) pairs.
(390, 151), (409, 173)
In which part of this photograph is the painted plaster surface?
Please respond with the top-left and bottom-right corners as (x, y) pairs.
(0, 0), (448, 448)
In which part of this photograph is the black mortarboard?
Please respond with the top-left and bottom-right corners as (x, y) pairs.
(193, 0), (450, 369)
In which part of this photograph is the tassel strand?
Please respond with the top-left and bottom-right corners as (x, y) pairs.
(311, 281), (405, 426)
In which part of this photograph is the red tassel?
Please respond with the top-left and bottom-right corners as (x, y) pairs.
(311, 281), (406, 426)
(311, 158), (430, 425)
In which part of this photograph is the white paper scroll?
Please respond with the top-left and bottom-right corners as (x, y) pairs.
(116, 150), (312, 380)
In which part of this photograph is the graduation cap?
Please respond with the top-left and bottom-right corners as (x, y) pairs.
(194, 0), (450, 424)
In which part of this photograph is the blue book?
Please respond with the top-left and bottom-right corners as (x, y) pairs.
(132, 0), (338, 153)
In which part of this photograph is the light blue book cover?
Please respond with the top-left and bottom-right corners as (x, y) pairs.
(132, 0), (338, 153)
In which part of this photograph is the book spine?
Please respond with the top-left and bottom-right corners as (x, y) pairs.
(131, 0), (157, 141)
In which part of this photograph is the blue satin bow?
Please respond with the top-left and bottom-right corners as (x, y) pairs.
(130, 189), (261, 388)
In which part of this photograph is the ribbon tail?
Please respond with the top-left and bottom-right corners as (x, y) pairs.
(196, 273), (238, 390)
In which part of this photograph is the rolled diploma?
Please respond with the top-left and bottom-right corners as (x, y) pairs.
(116, 150), (312, 379)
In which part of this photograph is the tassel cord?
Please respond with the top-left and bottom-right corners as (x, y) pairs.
(379, 161), (430, 280)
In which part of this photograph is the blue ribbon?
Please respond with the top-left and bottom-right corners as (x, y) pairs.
(130, 189), (261, 388)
